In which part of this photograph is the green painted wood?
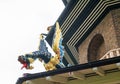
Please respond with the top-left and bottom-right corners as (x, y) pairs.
(67, 71), (120, 84)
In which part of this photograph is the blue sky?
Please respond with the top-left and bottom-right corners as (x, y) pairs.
(0, 0), (64, 83)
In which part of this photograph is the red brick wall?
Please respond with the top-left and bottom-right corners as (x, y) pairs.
(78, 8), (120, 64)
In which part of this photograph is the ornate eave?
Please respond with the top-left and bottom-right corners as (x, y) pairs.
(16, 56), (120, 84)
(46, 0), (120, 65)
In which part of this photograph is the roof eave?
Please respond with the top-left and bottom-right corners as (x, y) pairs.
(16, 56), (120, 84)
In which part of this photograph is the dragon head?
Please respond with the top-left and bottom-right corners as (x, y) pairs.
(18, 55), (33, 70)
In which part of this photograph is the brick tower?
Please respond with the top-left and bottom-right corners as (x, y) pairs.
(79, 8), (120, 64)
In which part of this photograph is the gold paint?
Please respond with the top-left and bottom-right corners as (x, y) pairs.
(28, 58), (35, 63)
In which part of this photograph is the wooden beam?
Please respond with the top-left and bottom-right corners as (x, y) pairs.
(23, 80), (33, 84)
(69, 71), (85, 80)
(46, 76), (67, 83)
(66, 71), (120, 84)
(33, 78), (53, 84)
(92, 67), (105, 76)
(58, 73), (70, 77)
(116, 62), (120, 70)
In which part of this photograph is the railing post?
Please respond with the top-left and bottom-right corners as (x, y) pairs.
(106, 54), (109, 59)
(109, 51), (114, 58)
(116, 50), (120, 56)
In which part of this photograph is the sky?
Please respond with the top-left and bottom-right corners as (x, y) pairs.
(0, 0), (64, 83)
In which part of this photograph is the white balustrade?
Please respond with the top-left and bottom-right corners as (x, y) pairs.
(100, 48), (120, 60)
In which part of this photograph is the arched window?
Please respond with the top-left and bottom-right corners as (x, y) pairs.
(87, 34), (105, 62)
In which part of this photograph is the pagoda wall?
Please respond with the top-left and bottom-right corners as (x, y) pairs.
(78, 8), (120, 64)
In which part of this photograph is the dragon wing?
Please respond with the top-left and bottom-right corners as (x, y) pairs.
(52, 22), (64, 61)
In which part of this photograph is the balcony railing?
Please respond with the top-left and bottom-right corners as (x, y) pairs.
(100, 48), (120, 60)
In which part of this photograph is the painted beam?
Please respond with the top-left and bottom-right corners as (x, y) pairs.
(116, 62), (120, 70)
(67, 71), (120, 84)
(23, 78), (53, 84)
(92, 67), (105, 76)
(46, 76), (67, 83)
(23, 80), (33, 84)
(69, 71), (85, 80)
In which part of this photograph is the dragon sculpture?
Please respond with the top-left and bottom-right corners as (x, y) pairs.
(18, 22), (65, 71)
